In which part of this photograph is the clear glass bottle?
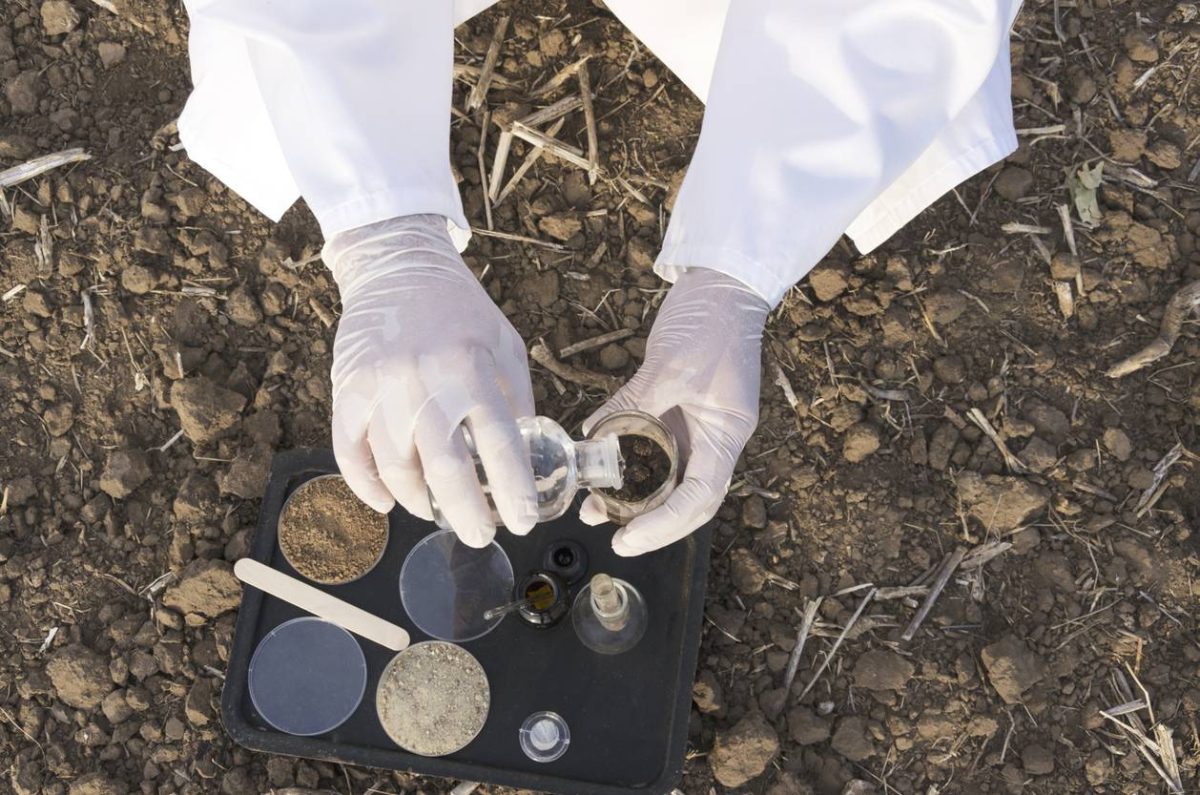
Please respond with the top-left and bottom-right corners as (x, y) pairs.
(431, 416), (623, 531)
(571, 573), (648, 655)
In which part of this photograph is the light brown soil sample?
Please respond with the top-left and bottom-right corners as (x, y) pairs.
(278, 476), (388, 585)
(609, 434), (671, 502)
(376, 642), (490, 756)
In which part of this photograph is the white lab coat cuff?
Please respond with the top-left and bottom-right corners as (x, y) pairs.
(659, 130), (1017, 309)
(655, 246), (793, 309)
(178, 117), (298, 223)
(846, 131), (1017, 254)
(307, 187), (471, 245)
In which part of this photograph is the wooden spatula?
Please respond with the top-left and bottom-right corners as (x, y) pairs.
(234, 558), (410, 651)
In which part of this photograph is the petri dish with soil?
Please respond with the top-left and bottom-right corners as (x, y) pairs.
(248, 616), (367, 736)
(277, 474), (389, 585)
(376, 641), (490, 757)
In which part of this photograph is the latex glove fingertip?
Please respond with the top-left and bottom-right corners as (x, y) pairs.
(456, 523), (496, 549)
(367, 497), (396, 515)
(398, 499), (433, 522)
(504, 503), (539, 536)
(343, 477), (395, 515)
(611, 526), (649, 557)
(578, 494), (610, 526)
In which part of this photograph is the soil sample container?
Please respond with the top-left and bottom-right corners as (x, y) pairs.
(376, 641), (490, 756)
(585, 411), (679, 524)
(278, 474), (389, 585)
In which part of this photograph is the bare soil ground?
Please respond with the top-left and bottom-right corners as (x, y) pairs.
(2, 1), (1199, 794)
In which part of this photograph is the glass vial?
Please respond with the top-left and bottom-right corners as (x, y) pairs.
(571, 573), (648, 655)
(431, 416), (622, 532)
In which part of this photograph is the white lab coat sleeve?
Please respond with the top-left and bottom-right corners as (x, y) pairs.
(177, 0), (468, 240)
(656, 0), (1022, 308)
(176, 2), (299, 221)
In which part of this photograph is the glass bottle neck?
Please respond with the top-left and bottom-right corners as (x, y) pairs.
(574, 435), (622, 490)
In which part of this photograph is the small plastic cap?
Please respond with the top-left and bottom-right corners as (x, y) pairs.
(519, 711), (570, 763)
(575, 435), (622, 490)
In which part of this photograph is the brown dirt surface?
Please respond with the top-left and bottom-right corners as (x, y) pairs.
(609, 433), (672, 502)
(376, 642), (490, 757)
(1, 0), (1199, 793)
(277, 476), (388, 585)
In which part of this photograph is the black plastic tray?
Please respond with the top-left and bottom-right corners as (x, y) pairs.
(221, 449), (712, 795)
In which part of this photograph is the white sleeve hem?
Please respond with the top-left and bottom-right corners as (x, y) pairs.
(178, 121), (298, 223)
(309, 187), (471, 245)
(655, 245), (792, 308)
(657, 130), (1018, 310)
(846, 131), (1017, 254)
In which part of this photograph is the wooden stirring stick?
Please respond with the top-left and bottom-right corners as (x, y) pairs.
(234, 559), (410, 651)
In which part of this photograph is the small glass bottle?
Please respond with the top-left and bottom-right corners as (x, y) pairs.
(571, 573), (648, 655)
(431, 416), (623, 531)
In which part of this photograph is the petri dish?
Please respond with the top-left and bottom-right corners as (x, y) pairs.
(519, 711), (571, 763)
(376, 641), (490, 756)
(277, 474), (390, 585)
(248, 617), (367, 736)
(400, 530), (515, 642)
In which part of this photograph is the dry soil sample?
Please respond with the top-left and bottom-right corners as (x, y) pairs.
(608, 434), (672, 502)
(278, 475), (388, 585)
(376, 641), (490, 756)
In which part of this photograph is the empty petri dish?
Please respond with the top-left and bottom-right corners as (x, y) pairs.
(519, 711), (571, 763)
(248, 617), (367, 736)
(400, 530), (514, 642)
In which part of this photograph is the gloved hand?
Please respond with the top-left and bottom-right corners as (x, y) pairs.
(324, 214), (539, 548)
(579, 267), (770, 555)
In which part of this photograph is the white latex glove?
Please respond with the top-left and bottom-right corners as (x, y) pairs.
(324, 214), (539, 548)
(579, 267), (770, 556)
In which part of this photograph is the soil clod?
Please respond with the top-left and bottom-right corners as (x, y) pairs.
(709, 711), (779, 788)
(956, 472), (1050, 533)
(608, 434), (671, 502)
(852, 649), (914, 692)
(47, 645), (114, 711)
(831, 715), (875, 762)
(161, 559), (242, 619)
(170, 376), (247, 443)
(99, 449), (151, 499)
(980, 634), (1046, 704)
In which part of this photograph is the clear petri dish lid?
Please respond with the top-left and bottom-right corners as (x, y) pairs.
(248, 616), (367, 736)
(399, 530), (515, 642)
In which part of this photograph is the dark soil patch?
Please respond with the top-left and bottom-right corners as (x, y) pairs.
(278, 476), (388, 585)
(608, 434), (672, 503)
